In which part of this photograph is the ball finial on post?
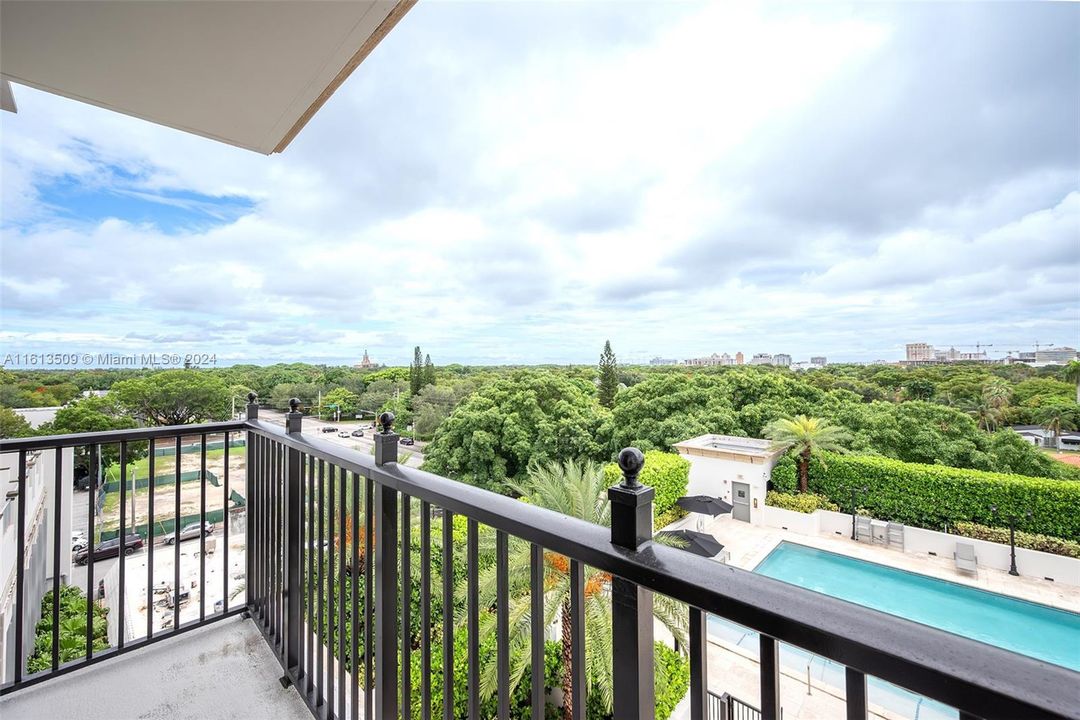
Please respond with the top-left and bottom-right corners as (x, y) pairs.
(617, 447), (645, 488)
(247, 391), (257, 403)
(379, 411), (395, 435)
(285, 398), (302, 433)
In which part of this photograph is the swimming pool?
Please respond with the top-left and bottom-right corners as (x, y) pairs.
(754, 541), (1080, 671)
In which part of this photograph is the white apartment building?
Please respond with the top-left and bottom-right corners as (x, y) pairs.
(906, 343), (934, 362)
(749, 353), (773, 365)
(0, 449), (74, 682)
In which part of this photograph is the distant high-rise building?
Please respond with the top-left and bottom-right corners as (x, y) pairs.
(750, 353), (773, 366)
(649, 356), (677, 366)
(1035, 347), (1078, 366)
(810, 356), (827, 366)
(773, 353), (792, 367)
(906, 343), (934, 362)
(735, 351), (744, 365)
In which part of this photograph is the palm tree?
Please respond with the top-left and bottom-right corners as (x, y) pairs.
(764, 415), (850, 493)
(463, 458), (687, 720)
(1038, 404), (1079, 448)
(982, 377), (1011, 410)
(969, 400), (1001, 432)
(1064, 360), (1080, 405)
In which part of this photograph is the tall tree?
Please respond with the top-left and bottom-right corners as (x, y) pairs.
(423, 353), (436, 387)
(764, 415), (850, 493)
(597, 340), (618, 408)
(410, 346), (423, 396)
(1064, 360), (1080, 405)
(1038, 403), (1080, 447)
(110, 370), (229, 425)
(0, 406), (35, 439)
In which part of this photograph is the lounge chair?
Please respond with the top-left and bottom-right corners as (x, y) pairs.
(954, 542), (978, 577)
(854, 515), (873, 543)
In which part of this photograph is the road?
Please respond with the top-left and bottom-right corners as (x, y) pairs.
(256, 409), (426, 468)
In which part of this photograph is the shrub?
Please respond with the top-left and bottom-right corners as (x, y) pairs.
(603, 450), (690, 521)
(786, 453), (1080, 541)
(26, 585), (108, 673)
(653, 642), (691, 720)
(584, 642), (689, 720)
(765, 491), (839, 514)
(953, 521), (1080, 559)
(769, 455), (797, 493)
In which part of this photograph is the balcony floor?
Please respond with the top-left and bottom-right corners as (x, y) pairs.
(0, 616), (311, 720)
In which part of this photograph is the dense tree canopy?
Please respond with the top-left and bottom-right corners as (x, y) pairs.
(4, 358), (1077, 484)
(423, 371), (608, 492)
(110, 370), (229, 425)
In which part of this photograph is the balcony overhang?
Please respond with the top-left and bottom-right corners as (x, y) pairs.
(0, 0), (415, 154)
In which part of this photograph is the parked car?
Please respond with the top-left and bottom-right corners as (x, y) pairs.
(163, 521), (215, 545)
(74, 534), (144, 565)
(321, 426), (338, 433)
(338, 431), (350, 438)
(72, 532), (88, 553)
(350, 429), (365, 437)
(400, 436), (415, 446)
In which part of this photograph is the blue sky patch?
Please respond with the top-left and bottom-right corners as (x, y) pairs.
(33, 170), (255, 233)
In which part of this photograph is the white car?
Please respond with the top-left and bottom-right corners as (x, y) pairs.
(72, 532), (88, 552)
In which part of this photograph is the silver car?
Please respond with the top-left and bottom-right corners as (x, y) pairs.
(163, 521), (215, 545)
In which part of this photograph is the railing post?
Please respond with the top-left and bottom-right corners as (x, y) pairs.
(689, 608), (708, 720)
(759, 635), (780, 720)
(374, 412), (399, 719)
(245, 393), (258, 619)
(845, 667), (867, 720)
(607, 447), (655, 720)
(374, 411), (398, 466)
(281, 399), (303, 686)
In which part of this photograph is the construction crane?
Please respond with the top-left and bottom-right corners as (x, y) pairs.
(951, 343), (994, 357)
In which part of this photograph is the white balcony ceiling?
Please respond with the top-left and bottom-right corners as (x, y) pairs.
(0, 0), (414, 154)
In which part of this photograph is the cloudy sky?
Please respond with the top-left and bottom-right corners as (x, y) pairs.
(2, 2), (1078, 367)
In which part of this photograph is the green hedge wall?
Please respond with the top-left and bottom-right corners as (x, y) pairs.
(765, 491), (838, 514)
(778, 453), (1080, 541)
(953, 521), (1080, 558)
(603, 450), (690, 521)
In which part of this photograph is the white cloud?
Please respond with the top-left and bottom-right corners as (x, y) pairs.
(1, 2), (1077, 366)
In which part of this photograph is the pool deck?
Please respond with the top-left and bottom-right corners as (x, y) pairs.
(665, 514), (1079, 720)
(674, 514), (1079, 612)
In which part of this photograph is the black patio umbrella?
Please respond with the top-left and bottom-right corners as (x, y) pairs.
(657, 530), (725, 558)
(677, 495), (734, 516)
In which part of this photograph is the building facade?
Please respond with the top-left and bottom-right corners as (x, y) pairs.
(673, 435), (785, 527)
(0, 448), (74, 682)
(906, 343), (934, 362)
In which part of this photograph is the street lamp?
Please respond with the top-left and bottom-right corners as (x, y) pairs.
(990, 505), (1032, 577)
(848, 485), (868, 540)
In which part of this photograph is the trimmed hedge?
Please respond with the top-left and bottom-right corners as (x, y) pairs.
(603, 450), (690, 521)
(775, 453), (1080, 541)
(953, 521), (1080, 559)
(765, 491), (838, 514)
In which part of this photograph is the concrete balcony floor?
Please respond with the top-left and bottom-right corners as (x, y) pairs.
(0, 617), (311, 720)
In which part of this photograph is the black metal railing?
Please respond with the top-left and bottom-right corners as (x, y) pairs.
(0, 420), (247, 693)
(709, 692), (761, 720)
(2, 396), (1077, 720)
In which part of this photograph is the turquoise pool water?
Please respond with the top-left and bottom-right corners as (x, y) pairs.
(754, 542), (1080, 671)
